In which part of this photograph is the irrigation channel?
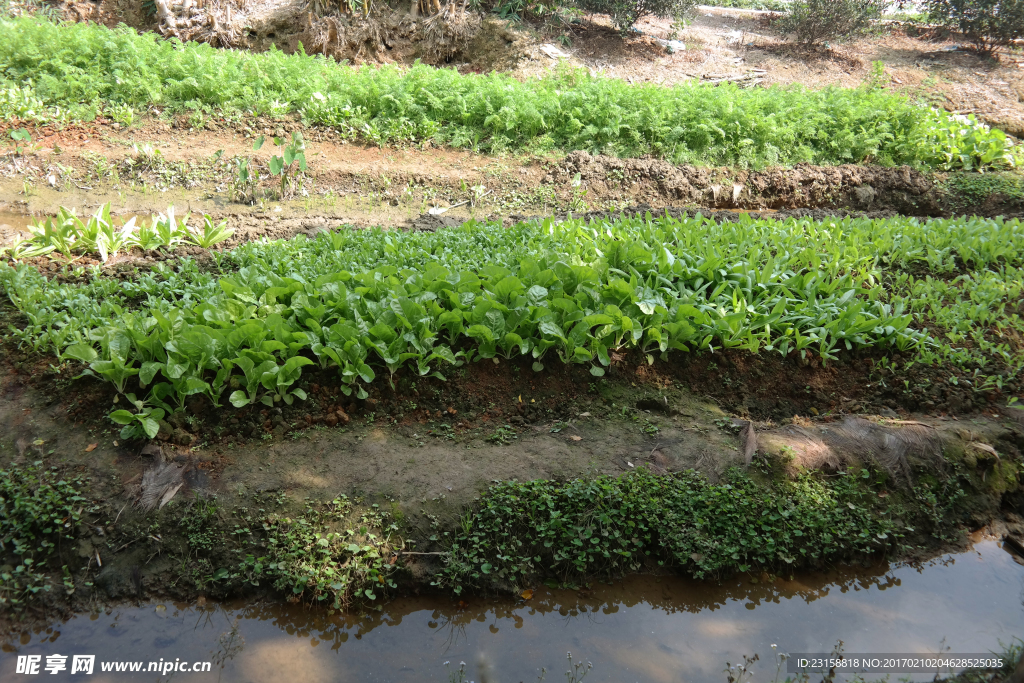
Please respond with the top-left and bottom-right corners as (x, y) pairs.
(4, 539), (1022, 682)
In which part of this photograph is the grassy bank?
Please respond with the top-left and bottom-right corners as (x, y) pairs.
(0, 16), (1020, 168)
(0, 453), (977, 612)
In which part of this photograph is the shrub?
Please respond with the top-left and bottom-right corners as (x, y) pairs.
(777, 0), (886, 45)
(926, 0), (1024, 57)
(573, 0), (696, 30)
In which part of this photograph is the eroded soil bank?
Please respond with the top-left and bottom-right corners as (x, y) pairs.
(2, 327), (1024, 633)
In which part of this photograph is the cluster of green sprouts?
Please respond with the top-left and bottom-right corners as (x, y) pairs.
(0, 203), (234, 263)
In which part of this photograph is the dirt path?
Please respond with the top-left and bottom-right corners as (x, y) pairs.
(2, 121), (1022, 241)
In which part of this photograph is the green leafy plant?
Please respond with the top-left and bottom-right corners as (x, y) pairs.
(187, 216), (235, 248)
(2, 212), (1023, 430)
(11, 203), (235, 262)
(254, 132), (307, 199)
(109, 404), (166, 439)
(8, 127), (30, 156)
(105, 102), (135, 126)
(232, 141), (262, 204)
(927, 0), (1024, 56)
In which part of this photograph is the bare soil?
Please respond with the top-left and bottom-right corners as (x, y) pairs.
(1, 119), (1022, 246)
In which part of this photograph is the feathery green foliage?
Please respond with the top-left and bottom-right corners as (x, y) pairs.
(0, 16), (1019, 168)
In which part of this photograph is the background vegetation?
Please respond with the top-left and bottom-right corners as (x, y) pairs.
(0, 17), (1019, 169)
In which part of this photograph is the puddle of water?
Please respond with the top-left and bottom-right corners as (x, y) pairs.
(3, 541), (1023, 682)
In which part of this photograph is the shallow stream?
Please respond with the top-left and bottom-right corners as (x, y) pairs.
(3, 540), (1023, 682)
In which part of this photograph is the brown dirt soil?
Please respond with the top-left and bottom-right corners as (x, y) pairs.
(1, 120), (1021, 241)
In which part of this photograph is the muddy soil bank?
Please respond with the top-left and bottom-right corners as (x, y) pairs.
(3, 332), (1024, 632)
(1, 121), (1021, 238)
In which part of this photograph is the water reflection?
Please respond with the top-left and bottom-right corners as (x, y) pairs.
(218, 554), (905, 650)
(2, 541), (1022, 683)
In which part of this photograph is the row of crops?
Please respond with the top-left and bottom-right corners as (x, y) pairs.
(1, 205), (234, 262)
(0, 16), (1020, 169)
(1, 210), (1022, 437)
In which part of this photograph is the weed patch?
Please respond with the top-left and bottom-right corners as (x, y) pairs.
(438, 467), (923, 593)
(0, 460), (93, 610)
(232, 497), (400, 608)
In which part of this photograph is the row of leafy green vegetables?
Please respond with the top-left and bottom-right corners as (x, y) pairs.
(0, 17), (1020, 169)
(1, 213), (1022, 439)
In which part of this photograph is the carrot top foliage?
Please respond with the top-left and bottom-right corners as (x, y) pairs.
(0, 16), (1019, 169)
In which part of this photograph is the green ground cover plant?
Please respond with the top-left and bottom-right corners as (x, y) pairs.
(437, 465), (957, 592)
(231, 496), (400, 608)
(0, 203), (235, 263)
(0, 16), (1020, 169)
(0, 461), (93, 610)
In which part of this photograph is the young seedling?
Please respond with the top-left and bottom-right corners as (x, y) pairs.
(254, 132), (307, 199)
(9, 129), (31, 157)
(187, 216), (235, 248)
(232, 144), (261, 205)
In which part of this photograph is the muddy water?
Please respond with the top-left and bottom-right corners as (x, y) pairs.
(4, 540), (1023, 682)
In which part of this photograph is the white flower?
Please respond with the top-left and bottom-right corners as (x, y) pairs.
(311, 92), (326, 102)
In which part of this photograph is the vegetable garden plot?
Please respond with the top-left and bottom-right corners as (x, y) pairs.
(2, 211), (1022, 440)
(0, 16), (1020, 169)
